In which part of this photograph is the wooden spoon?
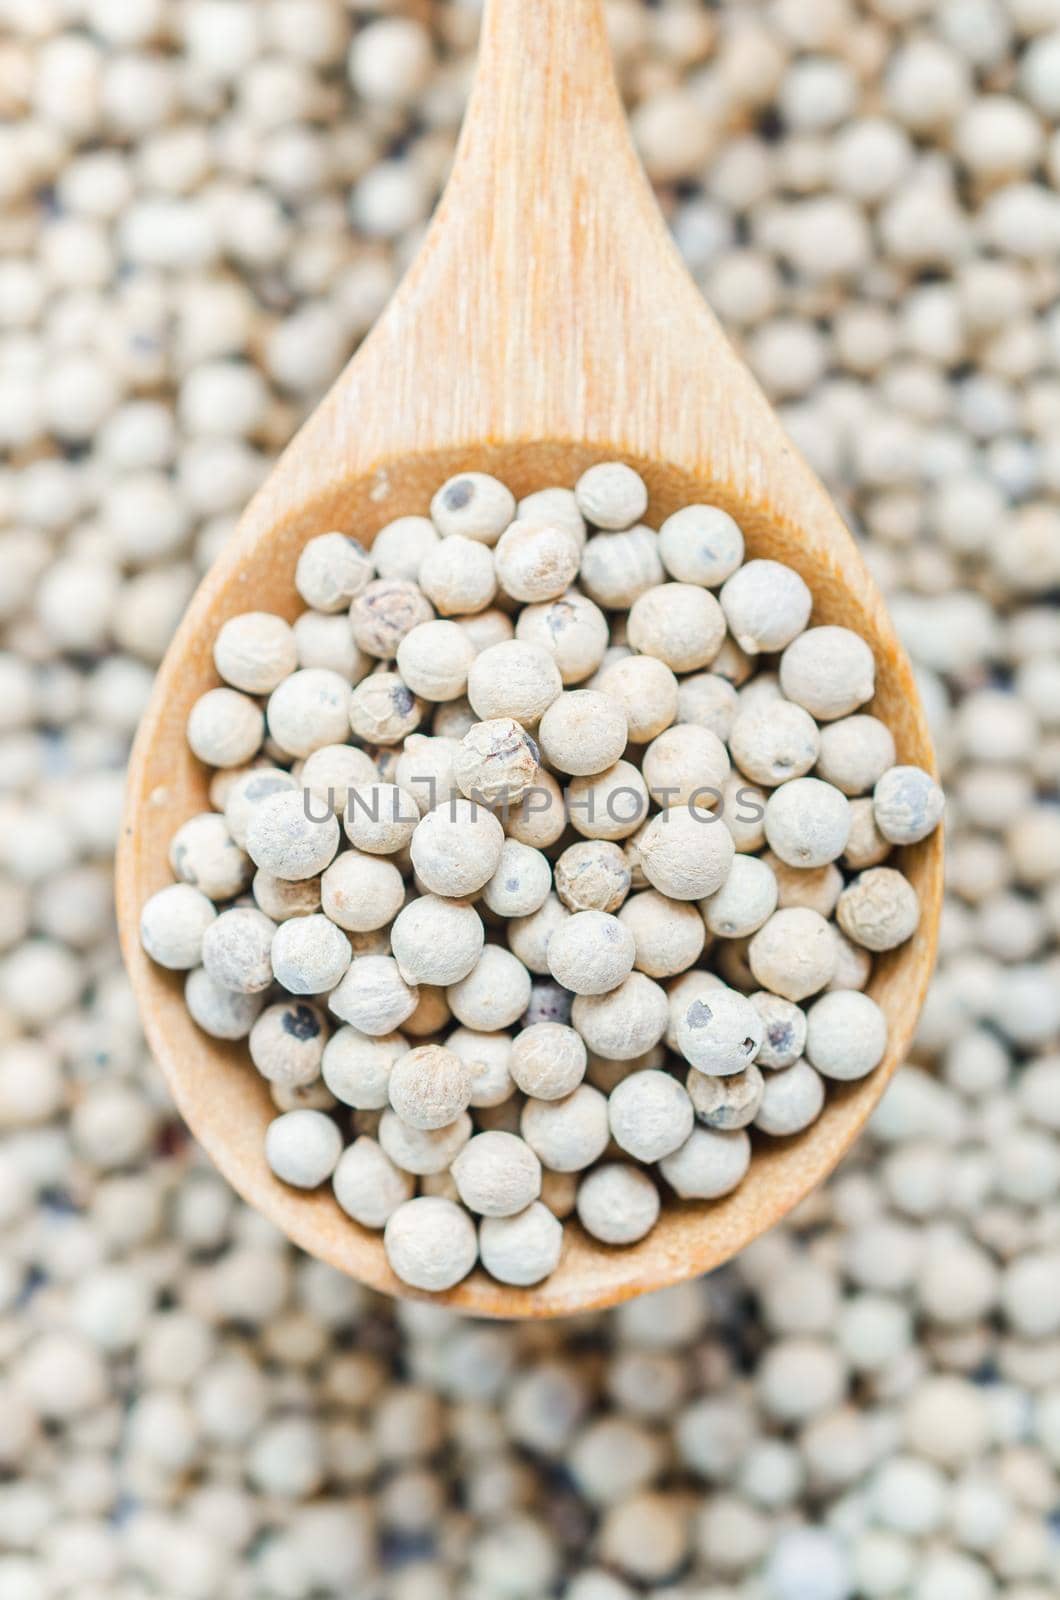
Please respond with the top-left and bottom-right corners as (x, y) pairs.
(117, 0), (942, 1319)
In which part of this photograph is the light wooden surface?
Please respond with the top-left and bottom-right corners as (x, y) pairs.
(116, 0), (943, 1319)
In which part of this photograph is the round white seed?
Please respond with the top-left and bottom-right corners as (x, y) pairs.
(805, 990), (887, 1081)
(764, 777), (851, 869)
(570, 972), (670, 1061)
(780, 626), (876, 721)
(214, 611), (298, 694)
(701, 855), (778, 938)
(686, 1063), (765, 1130)
(754, 1060), (826, 1136)
(481, 840), (552, 919)
(816, 715), (897, 796)
(627, 583), (726, 673)
(321, 851), (404, 934)
(295, 532), (373, 612)
(451, 1130), (542, 1216)
(467, 640), (562, 725)
(390, 895), (484, 986)
(750, 992), (808, 1070)
(546, 910), (637, 996)
(327, 956), (418, 1035)
(837, 867), (921, 951)
(431, 472), (515, 543)
(395, 619), (475, 702)
(538, 690), (628, 777)
(384, 1196), (478, 1292)
(494, 521), (580, 603)
(637, 807), (735, 900)
(674, 986), (766, 1077)
(246, 789), (340, 881)
(508, 1022), (587, 1101)
(322, 1028), (408, 1109)
(140, 883), (217, 970)
(516, 592), (609, 684)
(447, 946), (532, 1031)
(249, 1000), (328, 1088)
(201, 906), (277, 994)
(454, 718), (540, 806)
(410, 799), (505, 897)
(660, 1126), (752, 1199)
(265, 1109), (343, 1189)
(267, 668), (351, 758)
(608, 1069), (694, 1162)
(574, 462), (648, 530)
(720, 560), (812, 655)
(658, 504), (745, 587)
(577, 1164), (660, 1245)
(378, 1109), (473, 1176)
(479, 1203), (564, 1286)
(388, 1043), (473, 1131)
(873, 764), (946, 844)
(748, 908), (838, 1003)
(521, 1084), (610, 1172)
(333, 1137), (414, 1228)
(271, 914), (351, 995)
(187, 687), (264, 768)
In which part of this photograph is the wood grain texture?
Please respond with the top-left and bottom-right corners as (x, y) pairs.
(116, 0), (943, 1319)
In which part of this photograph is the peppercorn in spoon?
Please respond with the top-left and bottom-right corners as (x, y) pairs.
(117, 0), (943, 1318)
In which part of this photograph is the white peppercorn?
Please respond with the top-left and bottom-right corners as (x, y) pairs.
(748, 908), (838, 1002)
(344, 782), (419, 856)
(805, 991), (888, 1080)
(393, 734), (461, 817)
(350, 578), (434, 659)
(253, 869), (322, 922)
(538, 690), (628, 777)
(467, 640), (562, 725)
(575, 462), (648, 530)
(388, 1043), (473, 1131)
(507, 894), (571, 974)
(554, 840), (631, 914)
(479, 1203), (564, 1286)
(378, 1109), (473, 1177)
(187, 687), (264, 768)
(766, 854), (843, 918)
(515, 592), (609, 684)
(445, 1028), (514, 1109)
(568, 761), (651, 843)
(372, 516), (439, 584)
(140, 883), (216, 970)
(750, 992), (808, 1070)
(293, 609), (371, 682)
(447, 946), (532, 1031)
(546, 910), (637, 996)
(348, 672), (425, 745)
(580, 527), (664, 609)
(271, 914), (351, 995)
(517, 486), (587, 543)
(395, 620), (475, 702)
(214, 611), (297, 694)
(618, 890), (705, 977)
(295, 532), (372, 612)
(202, 906), (277, 993)
(431, 472), (515, 544)
(658, 504), (745, 587)
(322, 1027), (407, 1110)
(660, 1126), (752, 1198)
(637, 806), (735, 899)
(673, 985), (765, 1076)
(843, 798), (893, 870)
(265, 1108), (342, 1189)
(642, 723), (730, 808)
(873, 764), (946, 844)
(332, 1137), (414, 1229)
(724, 775), (769, 854)
(246, 789), (340, 880)
(494, 521), (580, 603)
(577, 1164), (660, 1245)
(509, 1022), (587, 1101)
(764, 777), (851, 868)
(170, 813), (252, 900)
(780, 626), (876, 721)
(521, 1083), (610, 1172)
(328, 956), (418, 1035)
(224, 767), (299, 849)
(571, 972), (669, 1061)
(419, 535), (498, 616)
(390, 895), (483, 986)
(609, 1069), (694, 1161)
(837, 867), (921, 951)
(677, 672), (740, 740)
(754, 1060), (826, 1136)
(828, 930), (873, 992)
(702, 855), (778, 938)
(321, 850), (404, 933)
(595, 655), (678, 742)
(816, 715), (897, 795)
(451, 1131), (541, 1216)
(730, 701), (821, 787)
(249, 1000), (327, 1088)
(481, 840), (552, 919)
(454, 718), (540, 806)
(185, 967), (264, 1040)
(410, 799), (504, 897)
(384, 1197), (478, 1292)
(627, 583), (726, 672)
(267, 668), (351, 758)
(687, 1062), (765, 1130)
(504, 768), (568, 850)
(720, 560), (813, 654)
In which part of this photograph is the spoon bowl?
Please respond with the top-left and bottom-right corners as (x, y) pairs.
(117, 0), (943, 1317)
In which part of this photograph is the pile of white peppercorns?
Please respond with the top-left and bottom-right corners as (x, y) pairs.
(5, 0), (1060, 1594)
(141, 459), (943, 1291)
